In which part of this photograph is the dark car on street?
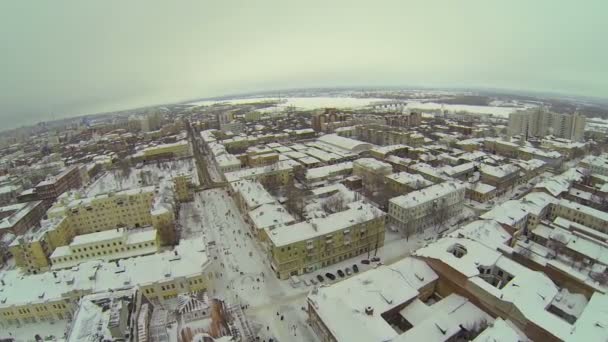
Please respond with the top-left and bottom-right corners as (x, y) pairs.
(337, 269), (345, 278)
(325, 272), (336, 281)
(316, 274), (324, 282)
(353, 264), (359, 273)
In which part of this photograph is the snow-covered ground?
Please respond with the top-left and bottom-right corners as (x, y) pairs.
(1, 319), (70, 341)
(187, 96), (393, 110)
(404, 101), (531, 117)
(187, 96), (533, 117)
(85, 158), (198, 196)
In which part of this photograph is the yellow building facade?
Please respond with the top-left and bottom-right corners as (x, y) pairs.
(267, 202), (386, 279)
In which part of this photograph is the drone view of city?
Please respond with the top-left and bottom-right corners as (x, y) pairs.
(0, 1), (606, 342)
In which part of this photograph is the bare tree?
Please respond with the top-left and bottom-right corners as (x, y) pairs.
(363, 173), (396, 209)
(321, 193), (346, 214)
(431, 198), (450, 234)
(284, 182), (308, 220)
(118, 159), (132, 179)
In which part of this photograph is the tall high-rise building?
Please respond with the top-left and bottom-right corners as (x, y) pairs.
(508, 109), (586, 141)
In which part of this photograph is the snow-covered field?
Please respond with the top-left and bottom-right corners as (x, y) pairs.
(187, 95), (533, 117)
(404, 101), (531, 117)
(187, 96), (393, 110)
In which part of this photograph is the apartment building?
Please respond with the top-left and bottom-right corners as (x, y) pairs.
(32, 166), (83, 201)
(518, 146), (563, 169)
(67, 288), (139, 342)
(248, 151), (279, 167)
(541, 138), (587, 160)
(549, 199), (608, 234)
(580, 154), (608, 176)
(173, 174), (193, 202)
(133, 140), (192, 163)
(266, 201), (385, 279)
(415, 237), (598, 342)
(508, 109), (586, 141)
(50, 227), (159, 270)
(479, 163), (520, 194)
(388, 181), (466, 234)
(384, 172), (433, 195)
(521, 218), (608, 298)
(483, 138), (520, 158)
(0, 238), (212, 329)
(384, 111), (422, 128)
(307, 257), (443, 342)
(352, 158), (393, 191)
(49, 187), (157, 234)
(0, 183), (22, 206)
(0, 200), (46, 236)
(466, 182), (497, 203)
(9, 217), (73, 274)
(480, 192), (556, 233)
(12, 185), (177, 273)
(353, 124), (425, 147)
(304, 162), (353, 186)
(224, 161), (294, 188)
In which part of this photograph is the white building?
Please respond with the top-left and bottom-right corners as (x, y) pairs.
(388, 181), (466, 234)
(580, 154), (608, 176)
(508, 109), (586, 141)
(50, 227), (159, 270)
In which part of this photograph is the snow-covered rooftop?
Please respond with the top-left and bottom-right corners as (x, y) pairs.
(415, 237), (572, 340)
(450, 220), (512, 251)
(268, 201), (384, 247)
(317, 134), (373, 153)
(0, 237), (210, 309)
(230, 179), (275, 210)
(389, 181), (465, 209)
(248, 203), (295, 230)
(307, 257), (438, 342)
(385, 172), (433, 189)
(305, 161), (353, 181)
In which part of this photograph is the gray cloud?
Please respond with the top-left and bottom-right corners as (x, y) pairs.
(0, 0), (606, 129)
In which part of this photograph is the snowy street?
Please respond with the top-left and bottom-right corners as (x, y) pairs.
(182, 188), (319, 341)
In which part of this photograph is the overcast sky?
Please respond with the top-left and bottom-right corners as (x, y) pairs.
(0, 1), (606, 129)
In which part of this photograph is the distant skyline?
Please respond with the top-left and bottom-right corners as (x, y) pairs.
(1, 1), (606, 129)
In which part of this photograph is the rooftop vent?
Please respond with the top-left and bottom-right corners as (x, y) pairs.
(365, 306), (374, 316)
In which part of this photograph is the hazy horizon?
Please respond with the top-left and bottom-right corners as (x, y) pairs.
(1, 1), (606, 129)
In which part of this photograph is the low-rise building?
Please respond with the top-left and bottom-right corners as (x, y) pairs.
(384, 172), (433, 195)
(0, 238), (212, 329)
(305, 162), (353, 185)
(266, 201), (385, 279)
(50, 227), (159, 270)
(31, 165), (83, 201)
(581, 154), (608, 176)
(0, 200), (47, 236)
(466, 182), (497, 203)
(479, 163), (520, 194)
(416, 237), (602, 341)
(388, 181), (466, 234)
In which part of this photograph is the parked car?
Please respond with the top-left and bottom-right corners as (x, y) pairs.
(370, 256), (381, 262)
(353, 264), (359, 273)
(337, 269), (345, 278)
(303, 279), (311, 286)
(290, 275), (301, 288)
(325, 272), (336, 281)
(361, 259), (370, 265)
(310, 278), (318, 285)
(316, 274), (324, 282)
(345, 267), (352, 276)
